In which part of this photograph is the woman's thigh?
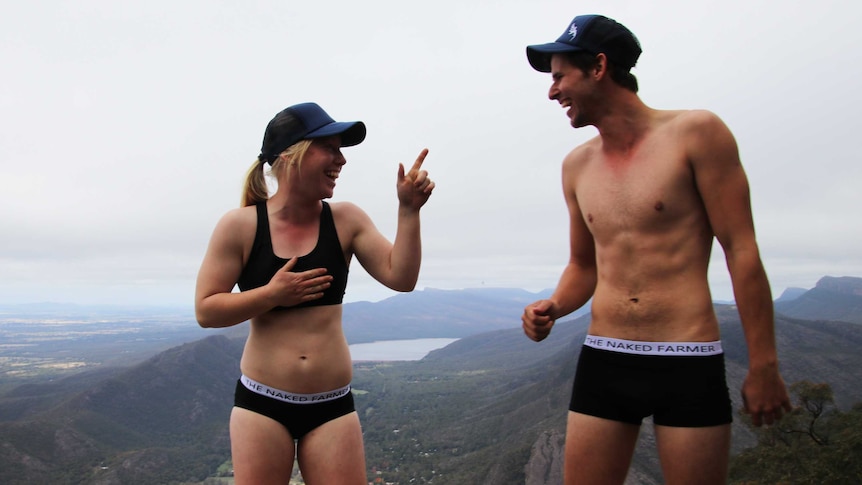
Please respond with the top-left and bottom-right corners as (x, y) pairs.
(297, 411), (366, 485)
(230, 406), (296, 485)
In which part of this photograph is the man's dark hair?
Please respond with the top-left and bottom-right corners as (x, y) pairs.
(564, 51), (639, 93)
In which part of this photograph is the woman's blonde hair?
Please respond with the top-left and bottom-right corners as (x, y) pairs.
(240, 139), (313, 207)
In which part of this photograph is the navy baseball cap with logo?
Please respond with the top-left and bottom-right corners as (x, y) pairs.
(259, 102), (366, 164)
(526, 14), (642, 73)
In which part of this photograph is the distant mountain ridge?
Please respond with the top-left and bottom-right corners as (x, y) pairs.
(217, 287), (575, 344)
(342, 287), (565, 342)
(775, 286), (808, 302)
(0, 302), (191, 316)
(775, 275), (862, 323)
(815, 275), (862, 295)
(0, 277), (860, 484)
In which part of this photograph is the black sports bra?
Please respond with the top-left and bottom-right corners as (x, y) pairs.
(237, 201), (348, 309)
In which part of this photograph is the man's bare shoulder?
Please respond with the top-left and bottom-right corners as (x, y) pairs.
(562, 135), (601, 170)
(653, 109), (737, 161)
(672, 110), (739, 160)
(665, 109), (729, 133)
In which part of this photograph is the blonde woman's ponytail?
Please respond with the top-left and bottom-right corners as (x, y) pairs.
(240, 158), (269, 207)
(240, 140), (313, 207)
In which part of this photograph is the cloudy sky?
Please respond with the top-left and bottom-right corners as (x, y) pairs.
(1, 0), (860, 308)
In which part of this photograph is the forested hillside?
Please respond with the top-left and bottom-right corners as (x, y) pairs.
(354, 303), (862, 484)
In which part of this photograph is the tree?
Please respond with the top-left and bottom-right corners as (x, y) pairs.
(729, 381), (862, 484)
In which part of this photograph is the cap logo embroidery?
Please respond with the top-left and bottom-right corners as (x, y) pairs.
(568, 23), (578, 40)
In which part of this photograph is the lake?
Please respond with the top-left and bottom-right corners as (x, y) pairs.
(349, 338), (459, 361)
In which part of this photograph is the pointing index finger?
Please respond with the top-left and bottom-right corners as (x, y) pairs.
(409, 148), (429, 174)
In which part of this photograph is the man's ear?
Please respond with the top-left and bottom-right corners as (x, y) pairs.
(593, 53), (608, 80)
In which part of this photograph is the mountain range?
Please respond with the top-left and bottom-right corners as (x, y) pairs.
(0, 276), (860, 484)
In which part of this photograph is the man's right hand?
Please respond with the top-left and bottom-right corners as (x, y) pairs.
(522, 300), (557, 342)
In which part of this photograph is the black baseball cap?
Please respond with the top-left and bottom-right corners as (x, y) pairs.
(259, 102), (366, 164)
(526, 14), (642, 73)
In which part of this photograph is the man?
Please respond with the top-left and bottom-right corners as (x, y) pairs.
(521, 14), (792, 485)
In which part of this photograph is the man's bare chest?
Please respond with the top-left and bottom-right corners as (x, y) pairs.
(574, 152), (703, 238)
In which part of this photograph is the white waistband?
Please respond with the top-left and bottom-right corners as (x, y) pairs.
(584, 334), (723, 356)
(240, 374), (351, 404)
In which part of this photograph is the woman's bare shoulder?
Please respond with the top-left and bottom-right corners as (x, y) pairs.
(329, 201), (371, 221)
(210, 205), (258, 244)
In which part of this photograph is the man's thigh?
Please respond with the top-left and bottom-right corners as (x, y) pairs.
(654, 424), (731, 485)
(565, 411), (641, 485)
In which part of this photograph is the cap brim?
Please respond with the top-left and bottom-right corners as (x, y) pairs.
(306, 121), (367, 147)
(526, 42), (584, 72)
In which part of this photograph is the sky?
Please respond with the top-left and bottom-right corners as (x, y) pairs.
(1, 0), (860, 308)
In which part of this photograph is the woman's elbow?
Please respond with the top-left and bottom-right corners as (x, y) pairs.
(388, 276), (419, 292)
(196, 309), (214, 328)
(393, 283), (417, 292)
(195, 300), (220, 328)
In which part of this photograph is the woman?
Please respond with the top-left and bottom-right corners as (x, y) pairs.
(195, 102), (434, 484)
